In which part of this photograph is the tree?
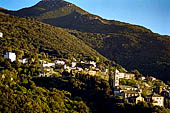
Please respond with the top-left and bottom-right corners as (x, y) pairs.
(131, 69), (142, 80)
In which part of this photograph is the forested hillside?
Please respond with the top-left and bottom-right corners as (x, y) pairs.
(0, 12), (98, 113)
(2, 0), (169, 82)
(0, 12), (107, 61)
(0, 11), (169, 113)
(0, 69), (89, 112)
(68, 30), (170, 82)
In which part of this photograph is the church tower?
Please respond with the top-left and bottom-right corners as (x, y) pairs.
(113, 69), (120, 87)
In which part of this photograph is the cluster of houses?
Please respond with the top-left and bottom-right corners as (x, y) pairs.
(2, 51), (105, 77)
(40, 59), (108, 77)
(113, 69), (169, 107)
(2, 49), (170, 108)
(41, 59), (169, 108)
(64, 61), (105, 76)
(153, 86), (170, 108)
(3, 52), (27, 64)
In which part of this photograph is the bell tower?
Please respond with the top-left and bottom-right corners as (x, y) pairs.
(113, 69), (120, 87)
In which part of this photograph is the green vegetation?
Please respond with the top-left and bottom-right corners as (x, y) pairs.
(32, 72), (169, 113)
(0, 1), (170, 112)
(116, 102), (168, 113)
(0, 53), (169, 113)
(68, 30), (170, 82)
(119, 77), (168, 97)
(0, 55), (89, 113)
(0, 78), (89, 113)
(2, 0), (170, 82)
(0, 13), (107, 62)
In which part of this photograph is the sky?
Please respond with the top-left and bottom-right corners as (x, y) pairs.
(0, 0), (170, 36)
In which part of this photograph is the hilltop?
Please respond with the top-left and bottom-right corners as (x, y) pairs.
(0, 0), (170, 82)
(0, 0), (152, 34)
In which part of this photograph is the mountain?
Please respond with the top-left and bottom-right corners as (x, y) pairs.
(68, 30), (170, 81)
(0, 12), (107, 61)
(0, 0), (152, 34)
(1, 0), (170, 82)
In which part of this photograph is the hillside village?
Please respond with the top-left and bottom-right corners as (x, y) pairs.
(0, 31), (170, 111)
(0, 1), (170, 110)
(2, 50), (170, 109)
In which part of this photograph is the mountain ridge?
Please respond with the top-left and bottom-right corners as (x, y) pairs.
(0, 0), (170, 82)
(0, 0), (152, 34)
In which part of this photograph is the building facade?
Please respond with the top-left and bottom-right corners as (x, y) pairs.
(145, 94), (164, 107)
(0, 32), (3, 37)
(113, 69), (120, 87)
(4, 52), (16, 62)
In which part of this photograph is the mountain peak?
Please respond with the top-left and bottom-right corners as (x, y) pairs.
(36, 0), (69, 10)
(42, 0), (63, 1)
(41, 0), (64, 2)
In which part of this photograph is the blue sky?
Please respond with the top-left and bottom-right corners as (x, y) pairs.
(0, 0), (170, 36)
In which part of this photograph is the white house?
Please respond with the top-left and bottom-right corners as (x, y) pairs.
(114, 69), (135, 80)
(43, 63), (55, 68)
(113, 69), (136, 88)
(55, 60), (65, 65)
(81, 61), (85, 63)
(4, 52), (16, 62)
(89, 61), (96, 67)
(118, 73), (125, 79)
(141, 76), (146, 80)
(72, 62), (77, 67)
(114, 69), (125, 79)
(18, 58), (27, 64)
(0, 32), (3, 37)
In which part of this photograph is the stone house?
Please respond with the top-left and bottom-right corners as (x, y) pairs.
(145, 93), (164, 107)
(114, 85), (142, 99)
